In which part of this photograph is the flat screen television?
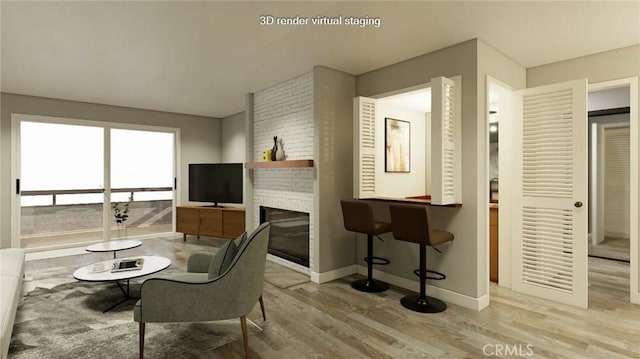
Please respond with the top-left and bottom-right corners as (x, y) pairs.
(188, 163), (243, 206)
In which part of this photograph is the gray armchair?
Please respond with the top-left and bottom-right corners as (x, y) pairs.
(134, 222), (271, 359)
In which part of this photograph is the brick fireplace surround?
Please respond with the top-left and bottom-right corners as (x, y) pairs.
(252, 72), (315, 271)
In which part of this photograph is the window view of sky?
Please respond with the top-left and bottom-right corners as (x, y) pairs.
(21, 122), (174, 206)
(21, 121), (104, 191)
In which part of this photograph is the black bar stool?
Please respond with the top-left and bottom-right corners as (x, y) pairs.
(341, 199), (391, 293)
(389, 203), (454, 313)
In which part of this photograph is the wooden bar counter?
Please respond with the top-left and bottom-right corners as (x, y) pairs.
(367, 195), (462, 207)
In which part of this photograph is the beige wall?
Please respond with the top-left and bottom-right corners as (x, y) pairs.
(243, 95), (255, 231)
(221, 111), (246, 163)
(355, 39), (526, 300)
(0, 93), (221, 248)
(528, 45), (640, 87)
(313, 66), (357, 273)
(0, 94), (2, 243)
(527, 44), (640, 303)
(357, 39), (481, 298)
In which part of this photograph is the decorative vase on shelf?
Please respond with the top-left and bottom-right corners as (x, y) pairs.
(275, 138), (285, 161)
(271, 136), (278, 161)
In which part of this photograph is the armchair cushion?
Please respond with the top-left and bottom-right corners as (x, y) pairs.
(187, 251), (214, 273)
(208, 238), (239, 279)
(233, 231), (248, 249)
(155, 272), (209, 283)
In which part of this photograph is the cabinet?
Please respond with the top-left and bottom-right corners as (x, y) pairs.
(489, 205), (499, 282)
(176, 206), (245, 241)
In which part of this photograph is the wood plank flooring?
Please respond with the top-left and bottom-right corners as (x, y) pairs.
(20, 223), (172, 249)
(24, 236), (639, 359)
(589, 236), (630, 262)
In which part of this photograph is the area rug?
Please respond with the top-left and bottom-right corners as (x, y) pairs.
(9, 262), (291, 359)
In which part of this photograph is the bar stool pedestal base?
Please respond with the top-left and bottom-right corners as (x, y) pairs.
(400, 295), (447, 313)
(351, 279), (389, 293)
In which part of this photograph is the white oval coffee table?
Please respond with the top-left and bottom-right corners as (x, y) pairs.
(86, 239), (142, 259)
(73, 255), (171, 312)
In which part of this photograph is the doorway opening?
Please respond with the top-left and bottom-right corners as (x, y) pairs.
(588, 86), (631, 263)
(486, 77), (514, 287)
(587, 85), (632, 304)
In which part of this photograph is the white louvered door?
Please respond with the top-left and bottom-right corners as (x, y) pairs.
(512, 79), (588, 308)
(431, 76), (461, 205)
(354, 97), (377, 198)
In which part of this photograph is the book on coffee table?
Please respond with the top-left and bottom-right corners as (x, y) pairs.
(111, 258), (144, 272)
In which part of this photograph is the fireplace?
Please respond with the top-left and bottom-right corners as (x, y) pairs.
(260, 206), (310, 267)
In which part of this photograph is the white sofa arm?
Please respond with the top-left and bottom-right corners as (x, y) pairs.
(0, 248), (25, 359)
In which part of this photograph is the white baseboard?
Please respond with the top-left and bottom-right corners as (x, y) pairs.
(266, 254), (310, 276)
(306, 264), (487, 310)
(356, 266), (488, 311)
(476, 293), (491, 311)
(310, 264), (358, 284)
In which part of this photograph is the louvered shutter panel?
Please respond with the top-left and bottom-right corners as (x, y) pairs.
(431, 76), (461, 205)
(353, 97), (377, 198)
(604, 127), (630, 238)
(512, 79), (588, 308)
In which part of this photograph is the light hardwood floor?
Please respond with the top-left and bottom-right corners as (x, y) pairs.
(589, 236), (630, 262)
(20, 223), (172, 249)
(25, 236), (639, 359)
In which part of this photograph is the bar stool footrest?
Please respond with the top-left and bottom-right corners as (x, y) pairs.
(413, 269), (446, 281)
(365, 256), (390, 266)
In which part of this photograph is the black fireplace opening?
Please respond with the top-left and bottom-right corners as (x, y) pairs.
(260, 206), (310, 267)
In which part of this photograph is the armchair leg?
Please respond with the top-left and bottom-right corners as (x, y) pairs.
(240, 316), (250, 359)
(139, 322), (145, 359)
(259, 294), (266, 321)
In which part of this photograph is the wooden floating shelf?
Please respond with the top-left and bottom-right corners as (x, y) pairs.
(245, 159), (314, 169)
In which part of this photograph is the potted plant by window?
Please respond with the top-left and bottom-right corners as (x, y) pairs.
(112, 200), (130, 239)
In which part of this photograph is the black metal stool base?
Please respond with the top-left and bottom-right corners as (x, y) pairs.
(351, 278), (389, 293)
(400, 294), (447, 313)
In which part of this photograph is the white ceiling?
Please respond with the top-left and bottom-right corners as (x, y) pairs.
(379, 89), (432, 113)
(2, 1), (639, 118)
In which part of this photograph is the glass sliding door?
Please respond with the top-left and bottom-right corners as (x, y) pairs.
(17, 118), (177, 251)
(109, 129), (174, 240)
(20, 121), (104, 249)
